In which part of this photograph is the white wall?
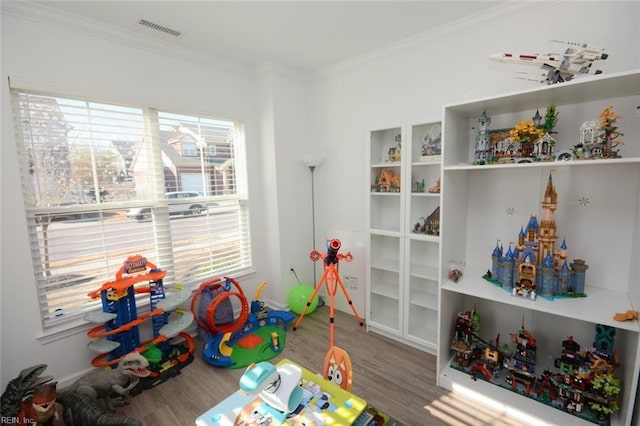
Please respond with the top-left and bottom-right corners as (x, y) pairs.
(2, 0), (639, 392)
(0, 8), (283, 387)
(307, 1), (640, 314)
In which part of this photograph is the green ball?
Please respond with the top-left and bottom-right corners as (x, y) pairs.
(288, 284), (318, 315)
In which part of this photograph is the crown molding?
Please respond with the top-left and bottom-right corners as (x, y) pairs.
(1, 0), (253, 79)
(310, 1), (559, 82)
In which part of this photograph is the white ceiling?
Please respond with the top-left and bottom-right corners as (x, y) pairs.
(35, 1), (504, 73)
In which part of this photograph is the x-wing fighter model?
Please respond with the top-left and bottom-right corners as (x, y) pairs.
(490, 39), (608, 84)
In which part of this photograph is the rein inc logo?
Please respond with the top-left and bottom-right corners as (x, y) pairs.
(1, 417), (35, 424)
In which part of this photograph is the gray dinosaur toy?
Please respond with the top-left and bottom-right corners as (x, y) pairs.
(58, 390), (142, 426)
(69, 352), (150, 412)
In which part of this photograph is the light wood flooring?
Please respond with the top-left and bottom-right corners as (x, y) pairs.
(119, 306), (528, 425)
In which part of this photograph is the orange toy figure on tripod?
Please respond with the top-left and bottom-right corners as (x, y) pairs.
(292, 239), (364, 347)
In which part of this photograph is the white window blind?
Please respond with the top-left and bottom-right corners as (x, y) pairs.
(11, 89), (252, 331)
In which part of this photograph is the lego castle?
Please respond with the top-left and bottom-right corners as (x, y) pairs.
(488, 173), (588, 300)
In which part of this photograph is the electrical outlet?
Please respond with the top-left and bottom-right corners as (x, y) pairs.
(289, 263), (294, 272)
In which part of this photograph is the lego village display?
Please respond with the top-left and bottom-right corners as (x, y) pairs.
(482, 173), (588, 301)
(474, 103), (625, 165)
(474, 105), (559, 165)
(450, 309), (621, 425)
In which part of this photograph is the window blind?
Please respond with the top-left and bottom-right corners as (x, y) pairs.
(11, 89), (252, 331)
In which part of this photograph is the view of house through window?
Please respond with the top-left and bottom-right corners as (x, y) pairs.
(11, 88), (252, 331)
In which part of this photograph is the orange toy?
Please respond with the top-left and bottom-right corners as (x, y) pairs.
(613, 310), (639, 322)
(323, 346), (353, 391)
(292, 239), (364, 347)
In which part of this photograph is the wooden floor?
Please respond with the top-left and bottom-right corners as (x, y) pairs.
(119, 306), (528, 425)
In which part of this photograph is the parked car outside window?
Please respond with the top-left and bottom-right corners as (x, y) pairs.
(126, 191), (208, 221)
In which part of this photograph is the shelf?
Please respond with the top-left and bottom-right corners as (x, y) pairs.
(412, 160), (441, 167)
(371, 258), (399, 273)
(446, 157), (640, 171)
(439, 70), (640, 426)
(367, 120), (441, 352)
(410, 264), (438, 280)
(443, 70), (640, 117)
(439, 363), (621, 426)
(408, 288), (437, 310)
(370, 283), (399, 300)
(369, 228), (400, 237)
(442, 266), (639, 332)
(410, 192), (440, 197)
(408, 233), (439, 243)
(371, 162), (401, 168)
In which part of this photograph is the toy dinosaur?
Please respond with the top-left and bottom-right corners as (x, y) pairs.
(68, 352), (150, 412)
(1, 364), (52, 418)
(19, 382), (65, 426)
(58, 391), (142, 426)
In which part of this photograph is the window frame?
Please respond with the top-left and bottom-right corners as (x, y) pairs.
(11, 86), (254, 338)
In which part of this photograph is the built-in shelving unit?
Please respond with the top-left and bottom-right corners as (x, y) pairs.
(366, 121), (442, 353)
(437, 70), (640, 426)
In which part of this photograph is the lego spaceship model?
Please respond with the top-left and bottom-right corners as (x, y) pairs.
(490, 39), (608, 84)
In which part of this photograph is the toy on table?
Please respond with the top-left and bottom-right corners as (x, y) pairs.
(191, 278), (295, 368)
(195, 358), (367, 426)
(292, 239), (364, 347)
(83, 255), (194, 391)
(239, 361), (303, 424)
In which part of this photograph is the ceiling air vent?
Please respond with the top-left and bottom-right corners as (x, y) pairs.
(138, 18), (182, 37)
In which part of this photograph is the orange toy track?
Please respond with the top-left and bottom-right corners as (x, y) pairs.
(87, 270), (167, 299)
(87, 307), (166, 338)
(91, 332), (194, 368)
(190, 277), (249, 334)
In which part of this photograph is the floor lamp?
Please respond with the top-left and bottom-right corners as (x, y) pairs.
(303, 156), (322, 284)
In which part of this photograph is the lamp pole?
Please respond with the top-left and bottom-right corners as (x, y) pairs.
(308, 165), (317, 284)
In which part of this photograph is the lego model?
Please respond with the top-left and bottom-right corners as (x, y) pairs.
(490, 39), (608, 84)
(421, 123), (442, 162)
(505, 322), (537, 396)
(374, 168), (401, 192)
(484, 173), (588, 300)
(475, 105), (559, 165)
(474, 110), (492, 164)
(412, 206), (440, 236)
(573, 106), (625, 160)
(450, 309), (622, 425)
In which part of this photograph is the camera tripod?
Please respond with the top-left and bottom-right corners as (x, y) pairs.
(292, 239), (364, 347)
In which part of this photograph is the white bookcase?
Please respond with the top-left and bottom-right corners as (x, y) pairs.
(366, 121), (442, 353)
(437, 70), (640, 426)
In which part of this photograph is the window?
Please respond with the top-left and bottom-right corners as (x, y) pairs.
(11, 88), (252, 332)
